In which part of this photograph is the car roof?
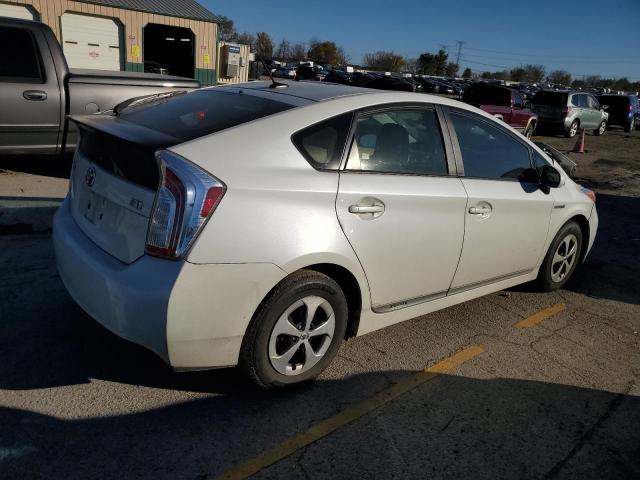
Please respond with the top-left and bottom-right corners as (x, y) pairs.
(212, 80), (375, 103)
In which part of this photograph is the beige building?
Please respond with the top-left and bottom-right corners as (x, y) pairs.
(0, 0), (236, 85)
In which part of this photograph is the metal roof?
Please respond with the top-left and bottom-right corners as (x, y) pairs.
(80, 0), (220, 23)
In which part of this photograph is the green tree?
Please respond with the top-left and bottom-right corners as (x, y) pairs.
(548, 69), (572, 86)
(218, 15), (237, 42)
(462, 68), (473, 79)
(445, 62), (459, 77)
(363, 51), (405, 72)
(417, 52), (436, 75)
(434, 49), (449, 76)
(254, 32), (274, 60)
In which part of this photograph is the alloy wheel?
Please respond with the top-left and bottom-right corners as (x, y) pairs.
(268, 296), (335, 376)
(551, 233), (578, 283)
(598, 121), (606, 135)
(569, 121), (579, 137)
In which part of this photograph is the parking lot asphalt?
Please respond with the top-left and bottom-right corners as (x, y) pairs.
(1, 135), (639, 479)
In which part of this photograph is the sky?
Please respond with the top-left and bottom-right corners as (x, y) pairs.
(203, 0), (640, 80)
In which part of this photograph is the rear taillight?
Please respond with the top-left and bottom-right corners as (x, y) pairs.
(145, 150), (225, 259)
(562, 106), (572, 115)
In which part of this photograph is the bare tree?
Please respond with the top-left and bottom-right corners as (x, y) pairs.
(548, 69), (572, 86)
(289, 43), (307, 62)
(236, 32), (256, 49)
(275, 40), (291, 61)
(363, 51), (405, 72)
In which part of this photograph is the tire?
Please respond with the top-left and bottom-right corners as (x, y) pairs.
(594, 120), (607, 136)
(240, 270), (348, 389)
(536, 221), (583, 292)
(523, 123), (534, 139)
(624, 118), (635, 133)
(565, 120), (579, 138)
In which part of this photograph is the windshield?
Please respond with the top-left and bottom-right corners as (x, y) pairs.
(118, 90), (295, 142)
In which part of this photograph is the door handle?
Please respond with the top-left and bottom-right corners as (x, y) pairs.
(23, 90), (47, 101)
(349, 205), (385, 214)
(469, 205), (492, 215)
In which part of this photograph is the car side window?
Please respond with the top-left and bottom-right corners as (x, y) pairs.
(0, 27), (43, 82)
(292, 113), (353, 170)
(451, 111), (534, 182)
(571, 94), (582, 107)
(513, 92), (524, 107)
(586, 95), (599, 109)
(345, 107), (448, 176)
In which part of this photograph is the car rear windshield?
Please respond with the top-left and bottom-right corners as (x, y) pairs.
(532, 91), (568, 106)
(463, 86), (510, 106)
(118, 90), (295, 142)
(598, 96), (629, 109)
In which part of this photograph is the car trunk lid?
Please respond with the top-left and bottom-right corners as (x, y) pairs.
(69, 115), (179, 264)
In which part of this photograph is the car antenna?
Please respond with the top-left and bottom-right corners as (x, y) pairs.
(258, 56), (287, 89)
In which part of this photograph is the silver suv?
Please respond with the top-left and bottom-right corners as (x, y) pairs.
(531, 91), (608, 137)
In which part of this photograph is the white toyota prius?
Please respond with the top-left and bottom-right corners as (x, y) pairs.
(53, 81), (598, 388)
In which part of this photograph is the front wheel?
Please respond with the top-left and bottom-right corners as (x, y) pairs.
(594, 120), (607, 136)
(536, 221), (583, 291)
(240, 270), (348, 389)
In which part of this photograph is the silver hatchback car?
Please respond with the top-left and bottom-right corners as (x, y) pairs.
(531, 90), (609, 137)
(54, 81), (598, 388)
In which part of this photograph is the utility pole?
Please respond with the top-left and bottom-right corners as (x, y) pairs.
(455, 40), (466, 66)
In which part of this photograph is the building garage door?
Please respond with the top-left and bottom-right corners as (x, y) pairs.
(61, 13), (121, 71)
(0, 3), (37, 20)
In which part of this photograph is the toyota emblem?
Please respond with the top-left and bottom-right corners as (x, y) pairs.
(85, 167), (96, 187)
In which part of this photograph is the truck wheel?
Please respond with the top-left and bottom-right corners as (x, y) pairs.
(240, 270), (348, 389)
(594, 120), (607, 136)
(624, 118), (635, 133)
(565, 120), (579, 138)
(536, 221), (583, 292)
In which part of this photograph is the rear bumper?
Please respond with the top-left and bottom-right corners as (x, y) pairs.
(53, 198), (287, 369)
(53, 197), (179, 363)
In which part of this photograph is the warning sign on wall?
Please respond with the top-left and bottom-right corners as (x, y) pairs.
(203, 54), (210, 66)
(131, 44), (140, 60)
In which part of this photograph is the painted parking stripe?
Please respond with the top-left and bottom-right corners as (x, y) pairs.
(213, 345), (485, 480)
(514, 303), (567, 328)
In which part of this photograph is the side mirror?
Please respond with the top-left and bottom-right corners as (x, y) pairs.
(539, 164), (562, 191)
(601, 104), (609, 111)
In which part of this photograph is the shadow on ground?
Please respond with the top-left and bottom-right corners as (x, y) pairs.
(1, 373), (639, 479)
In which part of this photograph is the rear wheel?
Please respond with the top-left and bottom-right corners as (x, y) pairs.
(536, 221), (583, 291)
(594, 120), (607, 136)
(565, 120), (579, 138)
(624, 118), (635, 133)
(240, 270), (348, 389)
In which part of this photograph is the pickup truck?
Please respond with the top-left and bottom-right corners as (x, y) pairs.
(462, 83), (538, 138)
(0, 17), (200, 155)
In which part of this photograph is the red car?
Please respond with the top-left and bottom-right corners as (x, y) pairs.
(462, 83), (538, 138)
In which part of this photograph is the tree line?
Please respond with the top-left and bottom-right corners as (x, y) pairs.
(218, 16), (639, 92)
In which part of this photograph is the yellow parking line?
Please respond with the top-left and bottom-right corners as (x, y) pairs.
(213, 345), (485, 480)
(514, 303), (567, 328)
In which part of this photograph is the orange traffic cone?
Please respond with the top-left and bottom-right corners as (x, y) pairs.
(573, 129), (586, 153)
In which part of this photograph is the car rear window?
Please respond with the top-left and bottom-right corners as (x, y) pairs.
(118, 90), (295, 142)
(598, 96), (629, 109)
(532, 91), (568, 106)
(463, 85), (510, 107)
(292, 113), (353, 170)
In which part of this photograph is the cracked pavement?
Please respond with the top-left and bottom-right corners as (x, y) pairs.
(0, 157), (639, 479)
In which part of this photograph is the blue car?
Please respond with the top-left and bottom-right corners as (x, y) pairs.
(597, 94), (640, 132)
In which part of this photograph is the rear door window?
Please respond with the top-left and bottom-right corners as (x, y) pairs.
(119, 90), (295, 142)
(345, 107), (448, 176)
(0, 26), (43, 81)
(451, 111), (534, 182)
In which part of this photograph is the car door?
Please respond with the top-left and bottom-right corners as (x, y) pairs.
(585, 94), (603, 127)
(511, 92), (528, 129)
(336, 105), (467, 311)
(445, 108), (555, 292)
(0, 24), (62, 154)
